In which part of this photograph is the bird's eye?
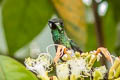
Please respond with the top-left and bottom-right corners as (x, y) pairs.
(48, 22), (52, 28)
(49, 23), (52, 28)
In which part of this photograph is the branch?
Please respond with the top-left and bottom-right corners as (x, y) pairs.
(92, 0), (106, 66)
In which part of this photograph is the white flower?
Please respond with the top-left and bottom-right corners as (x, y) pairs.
(24, 53), (52, 79)
(56, 58), (88, 80)
(95, 66), (107, 75)
(93, 66), (107, 79)
(56, 63), (69, 80)
(90, 50), (96, 54)
(68, 58), (88, 77)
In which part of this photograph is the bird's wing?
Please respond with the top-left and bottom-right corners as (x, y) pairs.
(69, 40), (82, 53)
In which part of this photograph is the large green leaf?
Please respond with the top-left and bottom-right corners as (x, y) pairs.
(51, 0), (87, 49)
(2, 0), (54, 55)
(0, 55), (38, 80)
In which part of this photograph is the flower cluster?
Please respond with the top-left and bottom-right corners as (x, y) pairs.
(24, 45), (120, 80)
(24, 53), (52, 80)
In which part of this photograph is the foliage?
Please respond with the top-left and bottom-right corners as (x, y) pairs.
(0, 55), (38, 80)
(2, 0), (54, 55)
(0, 0), (120, 80)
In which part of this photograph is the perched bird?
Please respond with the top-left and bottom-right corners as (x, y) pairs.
(48, 18), (82, 54)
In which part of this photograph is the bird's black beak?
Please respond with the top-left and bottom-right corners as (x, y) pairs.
(48, 20), (52, 23)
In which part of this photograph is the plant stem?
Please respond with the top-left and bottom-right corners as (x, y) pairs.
(92, 0), (106, 66)
(92, 0), (104, 47)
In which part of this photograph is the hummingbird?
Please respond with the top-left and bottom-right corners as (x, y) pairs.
(48, 18), (82, 53)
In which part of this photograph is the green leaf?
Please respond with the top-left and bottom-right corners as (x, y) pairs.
(0, 55), (38, 80)
(2, 0), (54, 55)
(51, 0), (87, 49)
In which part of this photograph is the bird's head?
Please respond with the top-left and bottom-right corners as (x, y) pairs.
(48, 18), (64, 31)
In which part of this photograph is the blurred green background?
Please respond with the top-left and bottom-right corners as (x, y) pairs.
(0, 0), (120, 80)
